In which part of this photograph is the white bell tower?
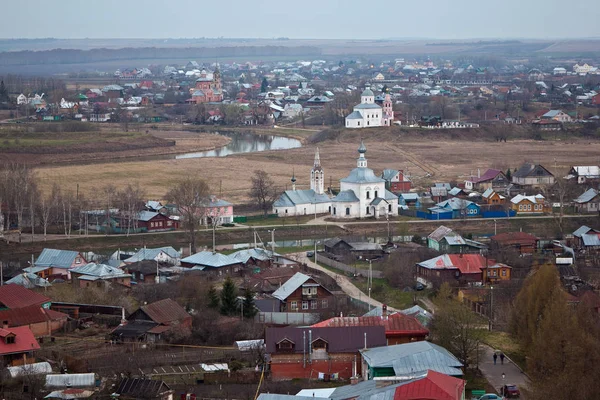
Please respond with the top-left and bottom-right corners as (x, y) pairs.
(310, 148), (325, 195)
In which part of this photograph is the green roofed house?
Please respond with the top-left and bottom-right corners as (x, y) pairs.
(360, 341), (463, 380)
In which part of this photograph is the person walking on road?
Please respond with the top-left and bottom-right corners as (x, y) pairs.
(500, 353), (505, 365)
(493, 353), (497, 365)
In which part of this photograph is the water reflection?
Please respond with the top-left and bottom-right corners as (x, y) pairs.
(176, 131), (302, 159)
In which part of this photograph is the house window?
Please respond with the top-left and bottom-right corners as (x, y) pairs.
(290, 301), (297, 311)
(140, 273), (144, 281)
(75, 257), (81, 264)
(302, 287), (317, 295)
(302, 301), (309, 310)
(502, 270), (507, 277)
(321, 299), (328, 308)
(311, 300), (318, 309)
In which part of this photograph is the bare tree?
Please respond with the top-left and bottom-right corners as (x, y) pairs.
(117, 183), (145, 236)
(102, 184), (117, 234)
(59, 189), (75, 237)
(542, 177), (578, 236)
(166, 177), (211, 254)
(250, 170), (278, 216)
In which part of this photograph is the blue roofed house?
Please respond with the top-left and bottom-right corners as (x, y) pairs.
(399, 192), (421, 209)
(273, 149), (332, 217)
(180, 251), (243, 275)
(70, 263), (132, 288)
(123, 247), (181, 265)
(427, 226), (486, 253)
(431, 198), (480, 218)
(27, 249), (87, 281)
(574, 188), (600, 213)
(331, 141), (398, 219)
(572, 225), (600, 252)
(360, 341), (463, 380)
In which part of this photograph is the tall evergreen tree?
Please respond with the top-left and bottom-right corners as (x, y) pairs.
(260, 77), (268, 93)
(220, 277), (238, 316)
(242, 288), (257, 318)
(505, 168), (512, 180)
(208, 285), (220, 309)
(0, 80), (8, 103)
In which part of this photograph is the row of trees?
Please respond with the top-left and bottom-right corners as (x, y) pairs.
(208, 277), (257, 319)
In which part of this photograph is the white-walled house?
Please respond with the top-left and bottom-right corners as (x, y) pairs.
(345, 88), (394, 129)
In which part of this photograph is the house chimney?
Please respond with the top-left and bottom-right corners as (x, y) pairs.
(2, 320), (8, 329)
(382, 304), (388, 319)
(121, 307), (126, 325)
(478, 169), (481, 178)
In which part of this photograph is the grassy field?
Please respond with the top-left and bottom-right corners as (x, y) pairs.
(34, 126), (600, 204)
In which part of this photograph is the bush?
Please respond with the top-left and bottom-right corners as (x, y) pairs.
(222, 223), (235, 227)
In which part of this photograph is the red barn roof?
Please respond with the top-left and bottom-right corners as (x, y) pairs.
(0, 284), (50, 309)
(0, 326), (40, 356)
(140, 298), (191, 325)
(419, 254), (494, 275)
(0, 305), (67, 328)
(311, 313), (429, 336)
(394, 370), (465, 400)
(491, 232), (538, 246)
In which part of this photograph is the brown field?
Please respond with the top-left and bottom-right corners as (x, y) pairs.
(35, 127), (600, 204)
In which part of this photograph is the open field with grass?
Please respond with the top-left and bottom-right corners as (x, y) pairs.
(35, 126), (600, 204)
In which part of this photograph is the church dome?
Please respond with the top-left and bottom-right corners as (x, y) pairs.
(361, 88), (374, 97)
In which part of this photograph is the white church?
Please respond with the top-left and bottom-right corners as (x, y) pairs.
(272, 142), (399, 219)
(345, 88), (394, 129)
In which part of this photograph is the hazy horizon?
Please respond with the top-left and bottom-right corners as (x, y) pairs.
(2, 0), (599, 41)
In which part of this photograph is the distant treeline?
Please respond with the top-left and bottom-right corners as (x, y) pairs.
(0, 46), (322, 66)
(426, 40), (523, 46)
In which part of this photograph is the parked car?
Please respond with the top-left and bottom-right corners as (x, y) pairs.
(501, 384), (520, 398)
(477, 394), (505, 400)
(306, 251), (315, 258)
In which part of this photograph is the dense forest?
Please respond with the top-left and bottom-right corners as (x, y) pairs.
(0, 45), (322, 66)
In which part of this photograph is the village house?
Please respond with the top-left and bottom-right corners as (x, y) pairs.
(5, 272), (51, 289)
(0, 324), (40, 366)
(0, 305), (67, 338)
(27, 248), (87, 281)
(200, 196), (234, 226)
(572, 225), (600, 252)
(427, 226), (487, 254)
(429, 198), (481, 218)
(271, 272), (334, 313)
(511, 163), (555, 187)
(111, 298), (191, 343)
(265, 325), (387, 380)
(360, 341), (463, 379)
(464, 169), (509, 191)
(123, 261), (171, 284)
(123, 246), (180, 265)
(567, 166), (600, 184)
(482, 263), (512, 284)
(311, 305), (429, 345)
(574, 188), (600, 213)
(490, 232), (539, 255)
(540, 109), (573, 122)
(510, 194), (549, 214)
(229, 248), (279, 271)
(70, 263), (132, 288)
(0, 284), (52, 311)
(323, 238), (385, 260)
(481, 188), (506, 205)
(381, 169), (412, 193)
(416, 254), (500, 287)
(179, 251), (243, 275)
(134, 211), (179, 232)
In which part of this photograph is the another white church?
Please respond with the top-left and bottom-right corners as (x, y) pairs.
(345, 88), (394, 129)
(272, 142), (399, 219)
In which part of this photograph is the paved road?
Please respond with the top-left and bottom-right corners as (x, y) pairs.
(479, 345), (529, 397)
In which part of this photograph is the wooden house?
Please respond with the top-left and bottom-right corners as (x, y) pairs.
(272, 273), (334, 313)
(510, 194), (550, 214)
(481, 188), (506, 205)
(574, 189), (600, 213)
(0, 325), (40, 366)
(490, 232), (539, 255)
(416, 254), (498, 286)
(464, 169), (509, 191)
(381, 169), (412, 193)
(512, 163), (555, 187)
(180, 251), (243, 275)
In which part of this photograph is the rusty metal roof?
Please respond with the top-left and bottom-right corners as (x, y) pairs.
(141, 298), (190, 325)
(311, 313), (429, 336)
(0, 284), (50, 309)
(0, 305), (67, 327)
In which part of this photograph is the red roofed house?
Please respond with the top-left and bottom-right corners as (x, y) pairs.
(0, 305), (67, 337)
(490, 232), (539, 255)
(0, 324), (40, 366)
(416, 254), (499, 287)
(311, 306), (429, 345)
(393, 370), (466, 400)
(110, 298), (192, 342)
(0, 284), (51, 310)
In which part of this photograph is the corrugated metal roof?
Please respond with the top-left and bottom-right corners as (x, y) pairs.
(124, 247), (180, 263)
(510, 194), (545, 205)
(346, 110), (364, 120)
(272, 272), (311, 301)
(181, 251), (240, 268)
(361, 341), (463, 376)
(332, 190), (360, 203)
(393, 370), (465, 400)
(35, 248), (82, 269)
(6, 272), (51, 288)
(231, 248), (277, 263)
(46, 373), (96, 389)
(70, 263), (131, 279)
(0, 305), (67, 327)
(137, 211), (160, 222)
(428, 226), (454, 242)
(0, 284), (50, 309)
(312, 314), (428, 336)
(417, 254), (490, 275)
(572, 166), (600, 177)
(468, 169), (502, 184)
(273, 189), (330, 208)
(141, 298), (190, 324)
(436, 198), (477, 211)
(381, 169), (398, 181)
(44, 389), (94, 399)
(574, 188), (599, 204)
(582, 233), (600, 247)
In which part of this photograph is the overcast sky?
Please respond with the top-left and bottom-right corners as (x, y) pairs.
(2, 0), (599, 40)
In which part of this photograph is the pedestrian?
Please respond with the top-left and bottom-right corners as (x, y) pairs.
(493, 353), (497, 365)
(500, 353), (505, 365)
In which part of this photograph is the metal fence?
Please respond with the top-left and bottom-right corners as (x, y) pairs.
(316, 254), (383, 279)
